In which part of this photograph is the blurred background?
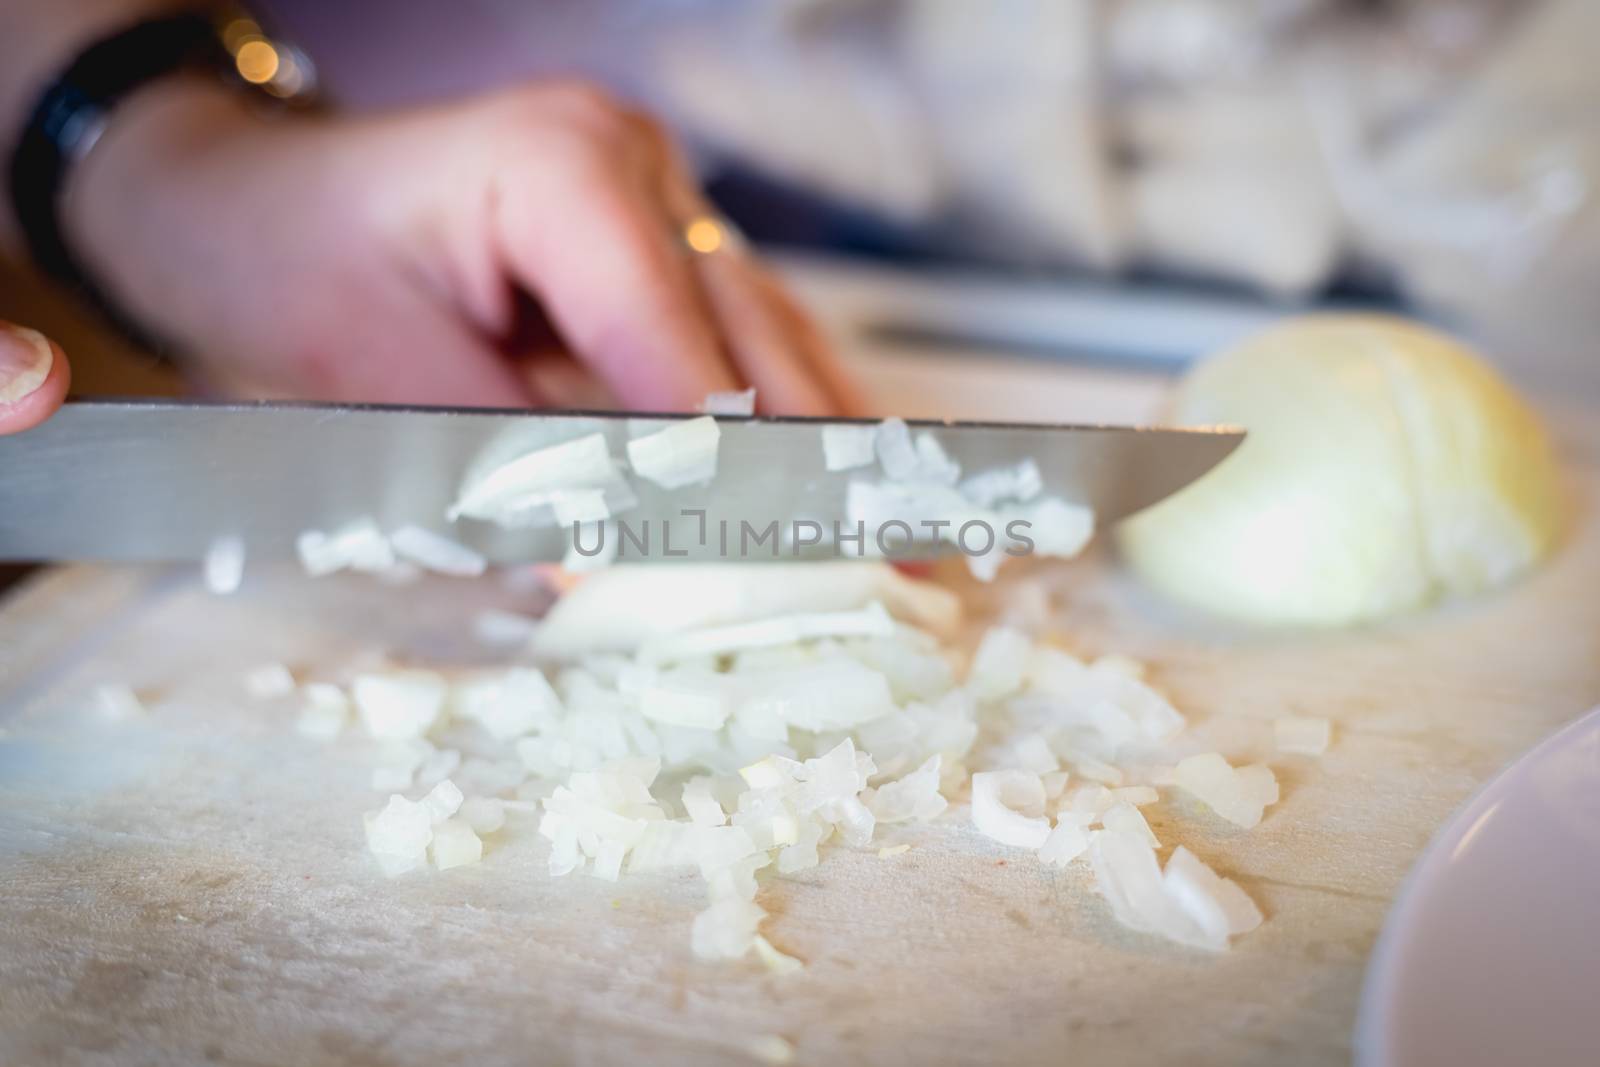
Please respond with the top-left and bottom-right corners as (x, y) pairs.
(4, 0), (1596, 400)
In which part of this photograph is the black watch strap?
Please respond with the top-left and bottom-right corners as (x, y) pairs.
(8, 11), (234, 349)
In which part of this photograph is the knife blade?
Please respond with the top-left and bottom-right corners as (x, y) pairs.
(0, 399), (1242, 564)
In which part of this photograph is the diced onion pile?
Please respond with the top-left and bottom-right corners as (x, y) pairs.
(242, 403), (1304, 962)
(258, 561), (1302, 961)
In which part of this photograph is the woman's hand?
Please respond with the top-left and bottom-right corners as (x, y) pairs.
(63, 79), (866, 415)
(0, 320), (69, 433)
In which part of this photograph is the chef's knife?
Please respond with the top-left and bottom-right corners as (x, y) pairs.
(0, 399), (1242, 564)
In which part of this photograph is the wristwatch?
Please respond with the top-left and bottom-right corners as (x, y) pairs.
(6, 9), (312, 352)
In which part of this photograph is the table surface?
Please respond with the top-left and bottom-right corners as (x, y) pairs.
(3, 312), (1599, 1067)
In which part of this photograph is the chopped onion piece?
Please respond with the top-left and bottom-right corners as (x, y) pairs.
(699, 388), (756, 416)
(419, 779), (465, 824)
(203, 535), (246, 595)
(1275, 716), (1332, 756)
(627, 416), (720, 489)
(472, 609), (539, 646)
(364, 795), (432, 875)
(866, 755), (947, 823)
(821, 424), (877, 471)
(1163, 845), (1263, 939)
(751, 934), (803, 974)
(960, 459), (1042, 507)
(450, 432), (631, 528)
(877, 844), (911, 858)
(296, 518), (394, 576)
(452, 668), (561, 740)
(1173, 753), (1279, 829)
(429, 817), (483, 870)
(637, 601), (895, 666)
(1037, 819), (1090, 867)
(971, 770), (1051, 849)
(690, 896), (766, 960)
(458, 796), (507, 834)
(244, 662), (296, 700)
(352, 670), (446, 740)
(388, 525), (487, 577)
(1111, 785), (1159, 807)
(682, 777), (727, 826)
(874, 417), (921, 480)
(531, 562), (959, 657)
(549, 489), (610, 527)
(736, 660), (895, 732)
(912, 431), (961, 486)
(1013, 497), (1094, 558)
(967, 627), (1032, 701)
(745, 1035), (796, 1066)
(1102, 801), (1160, 847)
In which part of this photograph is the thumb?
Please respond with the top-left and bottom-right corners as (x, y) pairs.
(0, 322), (70, 434)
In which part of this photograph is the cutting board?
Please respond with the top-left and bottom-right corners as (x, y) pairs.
(3, 361), (1599, 1067)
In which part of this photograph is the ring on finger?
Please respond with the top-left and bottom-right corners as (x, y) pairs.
(679, 213), (747, 258)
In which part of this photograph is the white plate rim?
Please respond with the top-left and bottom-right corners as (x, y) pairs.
(1353, 702), (1600, 1066)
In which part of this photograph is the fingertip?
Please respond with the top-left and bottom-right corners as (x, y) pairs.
(0, 330), (70, 435)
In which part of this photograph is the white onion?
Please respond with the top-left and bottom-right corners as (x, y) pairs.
(699, 388), (756, 416)
(1173, 753), (1279, 828)
(821, 424), (878, 471)
(531, 562), (960, 657)
(1037, 819), (1091, 867)
(243, 662), (296, 700)
(751, 934), (803, 974)
(203, 536), (246, 595)
(636, 601), (895, 666)
(419, 779), (464, 824)
(296, 519), (395, 577)
(322, 562), (1281, 956)
(352, 670), (446, 740)
(451, 668), (561, 741)
(296, 682), (349, 740)
(1275, 716), (1332, 756)
(745, 1035), (796, 1065)
(472, 609), (539, 647)
(429, 817), (484, 870)
(691, 897), (766, 960)
(1102, 801), (1160, 847)
(970, 770), (1051, 849)
(1164, 845), (1262, 939)
(450, 432), (632, 528)
(549, 489), (610, 526)
(626, 416), (720, 489)
(866, 755), (947, 823)
(736, 660), (896, 732)
(388, 525), (487, 577)
(458, 796), (507, 834)
(966, 627), (1032, 702)
(681, 776), (727, 826)
(364, 794), (433, 875)
(960, 459), (1042, 507)
(1119, 315), (1565, 626)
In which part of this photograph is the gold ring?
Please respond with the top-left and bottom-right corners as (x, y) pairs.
(681, 214), (744, 257)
